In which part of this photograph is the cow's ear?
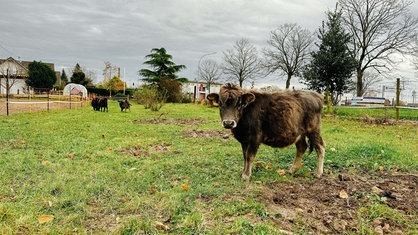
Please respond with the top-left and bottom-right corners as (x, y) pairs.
(207, 93), (219, 103)
(242, 93), (255, 107)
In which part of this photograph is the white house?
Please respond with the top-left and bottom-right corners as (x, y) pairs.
(182, 81), (222, 101)
(0, 57), (59, 95)
(0, 57), (29, 95)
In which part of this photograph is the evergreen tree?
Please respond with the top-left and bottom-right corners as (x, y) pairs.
(138, 48), (186, 84)
(302, 8), (356, 112)
(61, 69), (68, 85)
(26, 61), (57, 91)
(138, 48), (187, 102)
(70, 63), (89, 85)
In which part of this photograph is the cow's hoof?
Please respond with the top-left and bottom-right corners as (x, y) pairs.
(289, 165), (301, 174)
(314, 172), (322, 178)
(241, 173), (251, 180)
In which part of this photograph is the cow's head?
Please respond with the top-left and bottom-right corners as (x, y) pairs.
(207, 83), (255, 129)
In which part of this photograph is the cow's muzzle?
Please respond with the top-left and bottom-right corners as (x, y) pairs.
(222, 120), (236, 129)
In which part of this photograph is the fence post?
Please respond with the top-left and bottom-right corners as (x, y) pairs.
(396, 78), (400, 121)
(47, 90), (50, 112)
(69, 85), (72, 110)
(6, 68), (9, 116)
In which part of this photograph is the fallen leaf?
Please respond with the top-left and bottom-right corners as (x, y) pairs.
(374, 225), (384, 235)
(154, 221), (169, 231)
(255, 161), (265, 168)
(108, 147), (113, 151)
(38, 214), (54, 224)
(41, 160), (50, 165)
(276, 169), (286, 176)
(67, 154), (74, 159)
(265, 162), (272, 169)
(181, 184), (189, 191)
(372, 186), (383, 195)
(119, 198), (130, 203)
(379, 166), (384, 172)
(149, 188), (157, 194)
(339, 189), (349, 199)
(382, 223), (390, 233)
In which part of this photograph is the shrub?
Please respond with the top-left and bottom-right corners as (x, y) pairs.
(133, 85), (167, 111)
(159, 78), (182, 103)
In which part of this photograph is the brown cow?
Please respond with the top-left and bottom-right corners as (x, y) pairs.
(119, 99), (131, 112)
(207, 83), (325, 180)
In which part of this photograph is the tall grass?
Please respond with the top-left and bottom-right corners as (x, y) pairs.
(0, 102), (416, 234)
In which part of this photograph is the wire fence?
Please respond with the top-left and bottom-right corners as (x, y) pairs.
(334, 106), (418, 121)
(0, 94), (87, 116)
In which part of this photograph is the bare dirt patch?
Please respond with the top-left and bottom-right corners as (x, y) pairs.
(133, 117), (206, 125)
(118, 143), (178, 157)
(182, 129), (230, 139)
(258, 172), (418, 234)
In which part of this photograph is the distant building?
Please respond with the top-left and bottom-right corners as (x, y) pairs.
(182, 81), (222, 101)
(0, 57), (60, 95)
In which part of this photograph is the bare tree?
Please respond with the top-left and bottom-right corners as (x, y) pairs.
(222, 38), (263, 87)
(359, 71), (381, 96)
(339, 0), (418, 96)
(414, 37), (418, 72)
(102, 61), (119, 84)
(199, 59), (221, 93)
(263, 23), (313, 89)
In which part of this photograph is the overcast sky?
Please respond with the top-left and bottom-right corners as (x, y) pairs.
(1, 0), (417, 91)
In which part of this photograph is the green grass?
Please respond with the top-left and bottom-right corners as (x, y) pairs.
(334, 106), (418, 120)
(0, 102), (417, 234)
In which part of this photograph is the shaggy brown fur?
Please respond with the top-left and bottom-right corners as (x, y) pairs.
(207, 83), (325, 180)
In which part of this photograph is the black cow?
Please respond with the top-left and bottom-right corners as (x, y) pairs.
(207, 83), (325, 180)
(118, 99), (131, 112)
(91, 98), (100, 111)
(98, 98), (108, 112)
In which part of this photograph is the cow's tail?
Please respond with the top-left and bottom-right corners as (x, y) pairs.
(307, 132), (325, 155)
(308, 139), (314, 155)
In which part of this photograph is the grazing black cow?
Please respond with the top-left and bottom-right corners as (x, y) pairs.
(91, 98), (100, 111)
(118, 99), (131, 112)
(207, 83), (325, 180)
(98, 97), (108, 112)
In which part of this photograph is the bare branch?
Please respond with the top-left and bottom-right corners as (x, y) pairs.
(263, 23), (313, 89)
(339, 0), (418, 96)
(222, 38), (263, 87)
(199, 59), (222, 93)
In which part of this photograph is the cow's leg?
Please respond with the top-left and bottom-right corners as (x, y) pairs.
(314, 135), (325, 178)
(308, 130), (325, 178)
(241, 142), (259, 180)
(290, 136), (307, 174)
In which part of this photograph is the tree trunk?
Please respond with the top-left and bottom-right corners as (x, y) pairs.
(285, 73), (292, 89)
(325, 83), (332, 114)
(356, 69), (363, 97)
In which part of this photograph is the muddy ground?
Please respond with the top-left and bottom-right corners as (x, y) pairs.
(259, 172), (417, 234)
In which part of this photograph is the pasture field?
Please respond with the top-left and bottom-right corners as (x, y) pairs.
(334, 106), (418, 121)
(0, 102), (417, 234)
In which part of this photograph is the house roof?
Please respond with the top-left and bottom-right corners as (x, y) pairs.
(0, 56), (55, 71)
(0, 57), (56, 79)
